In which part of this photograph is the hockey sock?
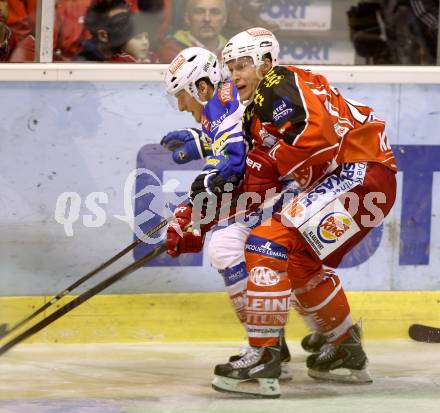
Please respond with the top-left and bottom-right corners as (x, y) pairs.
(246, 266), (292, 347)
(219, 262), (248, 325)
(292, 270), (352, 344)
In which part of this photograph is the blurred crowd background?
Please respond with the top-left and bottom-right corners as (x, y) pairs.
(0, 0), (438, 64)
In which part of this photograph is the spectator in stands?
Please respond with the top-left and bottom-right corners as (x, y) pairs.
(135, 0), (169, 54)
(0, 0), (16, 61)
(74, 0), (136, 62)
(387, 0), (438, 64)
(9, 0), (140, 62)
(348, 0), (439, 64)
(6, 0), (36, 42)
(9, 0), (92, 62)
(157, 0), (227, 63)
(123, 12), (159, 63)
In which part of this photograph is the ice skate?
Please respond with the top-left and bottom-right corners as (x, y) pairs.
(301, 331), (327, 353)
(302, 323), (361, 354)
(306, 324), (372, 384)
(228, 330), (292, 381)
(212, 346), (281, 398)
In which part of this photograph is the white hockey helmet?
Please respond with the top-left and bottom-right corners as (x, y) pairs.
(222, 27), (280, 67)
(165, 47), (221, 103)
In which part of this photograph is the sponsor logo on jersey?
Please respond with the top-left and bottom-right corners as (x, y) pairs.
(317, 211), (353, 244)
(253, 88), (265, 107)
(263, 68), (284, 88)
(298, 198), (361, 259)
(298, 164), (366, 209)
(201, 114), (210, 131)
(219, 82), (234, 105)
(303, 230), (324, 252)
(272, 98), (293, 122)
(299, 174), (355, 208)
(249, 267), (281, 287)
(169, 54), (186, 75)
(245, 236), (288, 261)
(209, 111), (229, 132)
(287, 201), (305, 218)
(341, 162), (367, 182)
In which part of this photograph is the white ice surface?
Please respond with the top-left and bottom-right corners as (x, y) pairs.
(0, 341), (439, 413)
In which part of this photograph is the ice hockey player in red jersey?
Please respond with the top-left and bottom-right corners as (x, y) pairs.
(211, 28), (397, 398)
(162, 46), (295, 381)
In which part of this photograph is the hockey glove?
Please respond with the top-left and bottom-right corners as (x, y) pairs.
(190, 155), (241, 201)
(160, 128), (210, 164)
(190, 170), (227, 201)
(166, 203), (205, 257)
(244, 145), (282, 197)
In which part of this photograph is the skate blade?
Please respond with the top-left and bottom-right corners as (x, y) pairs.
(308, 367), (373, 384)
(212, 376), (280, 398)
(280, 362), (293, 381)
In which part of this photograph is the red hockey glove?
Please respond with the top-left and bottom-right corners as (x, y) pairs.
(244, 145), (282, 197)
(166, 203), (205, 257)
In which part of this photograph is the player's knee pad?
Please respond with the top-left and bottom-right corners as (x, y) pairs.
(291, 270), (352, 343)
(208, 225), (249, 270)
(219, 262), (248, 324)
(246, 266), (292, 346)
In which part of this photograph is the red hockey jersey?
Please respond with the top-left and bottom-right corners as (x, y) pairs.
(243, 66), (397, 178)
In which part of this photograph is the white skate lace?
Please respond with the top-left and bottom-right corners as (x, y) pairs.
(316, 343), (337, 362)
(237, 345), (252, 358)
(230, 347), (263, 368)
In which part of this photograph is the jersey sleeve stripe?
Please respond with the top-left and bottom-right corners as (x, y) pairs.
(214, 135), (245, 155)
(291, 72), (310, 146)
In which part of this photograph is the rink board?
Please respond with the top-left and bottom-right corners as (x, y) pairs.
(1, 291), (439, 343)
(1, 82), (440, 296)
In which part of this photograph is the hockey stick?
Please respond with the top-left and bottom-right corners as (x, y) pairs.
(0, 242), (168, 356)
(408, 324), (440, 343)
(0, 216), (172, 340)
(0, 187), (293, 355)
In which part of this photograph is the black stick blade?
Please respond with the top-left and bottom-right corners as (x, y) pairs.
(409, 324), (440, 343)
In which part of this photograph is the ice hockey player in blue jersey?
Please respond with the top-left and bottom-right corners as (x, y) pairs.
(162, 47), (246, 200)
(161, 47), (294, 383)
